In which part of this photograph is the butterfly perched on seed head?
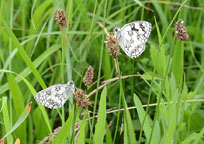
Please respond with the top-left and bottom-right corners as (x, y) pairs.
(114, 21), (152, 58)
(34, 80), (75, 109)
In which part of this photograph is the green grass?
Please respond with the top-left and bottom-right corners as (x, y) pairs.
(0, 0), (204, 143)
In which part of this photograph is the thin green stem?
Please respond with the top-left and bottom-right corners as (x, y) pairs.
(61, 29), (67, 126)
(113, 58), (122, 144)
(90, 0), (106, 139)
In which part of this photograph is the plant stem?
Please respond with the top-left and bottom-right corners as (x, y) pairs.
(113, 58), (122, 144)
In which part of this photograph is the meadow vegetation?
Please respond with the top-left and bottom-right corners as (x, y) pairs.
(0, 0), (204, 143)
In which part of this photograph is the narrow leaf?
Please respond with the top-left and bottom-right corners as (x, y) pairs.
(53, 106), (75, 144)
(134, 94), (157, 143)
(0, 102), (32, 141)
(94, 86), (107, 144)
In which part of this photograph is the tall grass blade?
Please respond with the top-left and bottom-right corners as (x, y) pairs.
(0, 102), (32, 141)
(1, 18), (47, 89)
(53, 106), (75, 144)
(134, 94), (157, 144)
(94, 86), (107, 144)
(1, 97), (12, 143)
(7, 74), (26, 143)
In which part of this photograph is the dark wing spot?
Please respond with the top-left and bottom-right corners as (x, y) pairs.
(131, 23), (139, 32)
(46, 90), (51, 95)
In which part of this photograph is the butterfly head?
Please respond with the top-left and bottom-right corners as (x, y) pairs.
(67, 80), (76, 92)
(113, 27), (120, 37)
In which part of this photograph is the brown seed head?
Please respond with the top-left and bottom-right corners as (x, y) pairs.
(105, 35), (120, 58)
(83, 66), (94, 87)
(39, 127), (62, 144)
(74, 88), (92, 109)
(55, 9), (67, 29)
(174, 20), (189, 41)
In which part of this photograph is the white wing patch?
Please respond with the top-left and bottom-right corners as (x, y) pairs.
(34, 81), (75, 109)
(114, 21), (152, 58)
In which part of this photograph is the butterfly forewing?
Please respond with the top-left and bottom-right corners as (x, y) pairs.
(34, 83), (74, 109)
(115, 21), (152, 58)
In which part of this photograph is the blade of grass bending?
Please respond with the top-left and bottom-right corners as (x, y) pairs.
(7, 74), (26, 143)
(53, 106), (75, 144)
(0, 48), (17, 81)
(1, 97), (12, 143)
(0, 69), (52, 134)
(1, 18), (47, 89)
(0, 102), (32, 141)
(0, 44), (60, 95)
(94, 87), (107, 144)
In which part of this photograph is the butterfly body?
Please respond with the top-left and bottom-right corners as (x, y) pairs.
(34, 80), (75, 109)
(114, 21), (152, 58)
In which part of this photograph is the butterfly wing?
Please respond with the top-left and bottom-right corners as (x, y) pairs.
(34, 84), (73, 109)
(115, 21), (152, 58)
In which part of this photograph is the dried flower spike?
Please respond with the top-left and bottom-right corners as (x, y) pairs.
(39, 127), (62, 144)
(83, 66), (94, 87)
(174, 20), (189, 41)
(74, 88), (92, 109)
(105, 35), (120, 58)
(55, 9), (67, 29)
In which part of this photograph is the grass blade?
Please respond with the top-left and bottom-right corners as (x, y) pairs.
(94, 86), (107, 144)
(1, 97), (12, 143)
(53, 106), (75, 144)
(7, 74), (26, 143)
(0, 69), (52, 134)
(1, 18), (47, 89)
(134, 94), (157, 144)
(0, 44), (60, 95)
(0, 102), (32, 141)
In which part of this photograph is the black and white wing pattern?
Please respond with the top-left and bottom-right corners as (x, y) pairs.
(114, 21), (152, 58)
(34, 80), (75, 109)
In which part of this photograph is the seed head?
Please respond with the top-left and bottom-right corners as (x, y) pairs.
(174, 20), (189, 41)
(55, 9), (67, 29)
(74, 88), (92, 109)
(105, 35), (120, 58)
(39, 127), (62, 144)
(83, 66), (94, 87)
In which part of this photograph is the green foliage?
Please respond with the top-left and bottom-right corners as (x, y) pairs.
(94, 87), (107, 144)
(0, 0), (204, 144)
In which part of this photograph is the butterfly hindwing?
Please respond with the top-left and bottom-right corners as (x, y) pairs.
(34, 81), (75, 109)
(34, 84), (69, 109)
(114, 21), (152, 58)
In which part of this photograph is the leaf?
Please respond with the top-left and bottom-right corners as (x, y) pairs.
(0, 44), (60, 95)
(154, 16), (170, 100)
(133, 94), (157, 144)
(2, 97), (12, 143)
(78, 120), (87, 144)
(0, 97), (7, 112)
(192, 127), (204, 144)
(7, 74), (26, 143)
(94, 86), (107, 144)
(33, 107), (50, 140)
(1, 17), (47, 89)
(0, 69), (52, 134)
(53, 106), (75, 144)
(0, 102), (32, 141)
(122, 95), (137, 144)
(172, 42), (184, 87)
